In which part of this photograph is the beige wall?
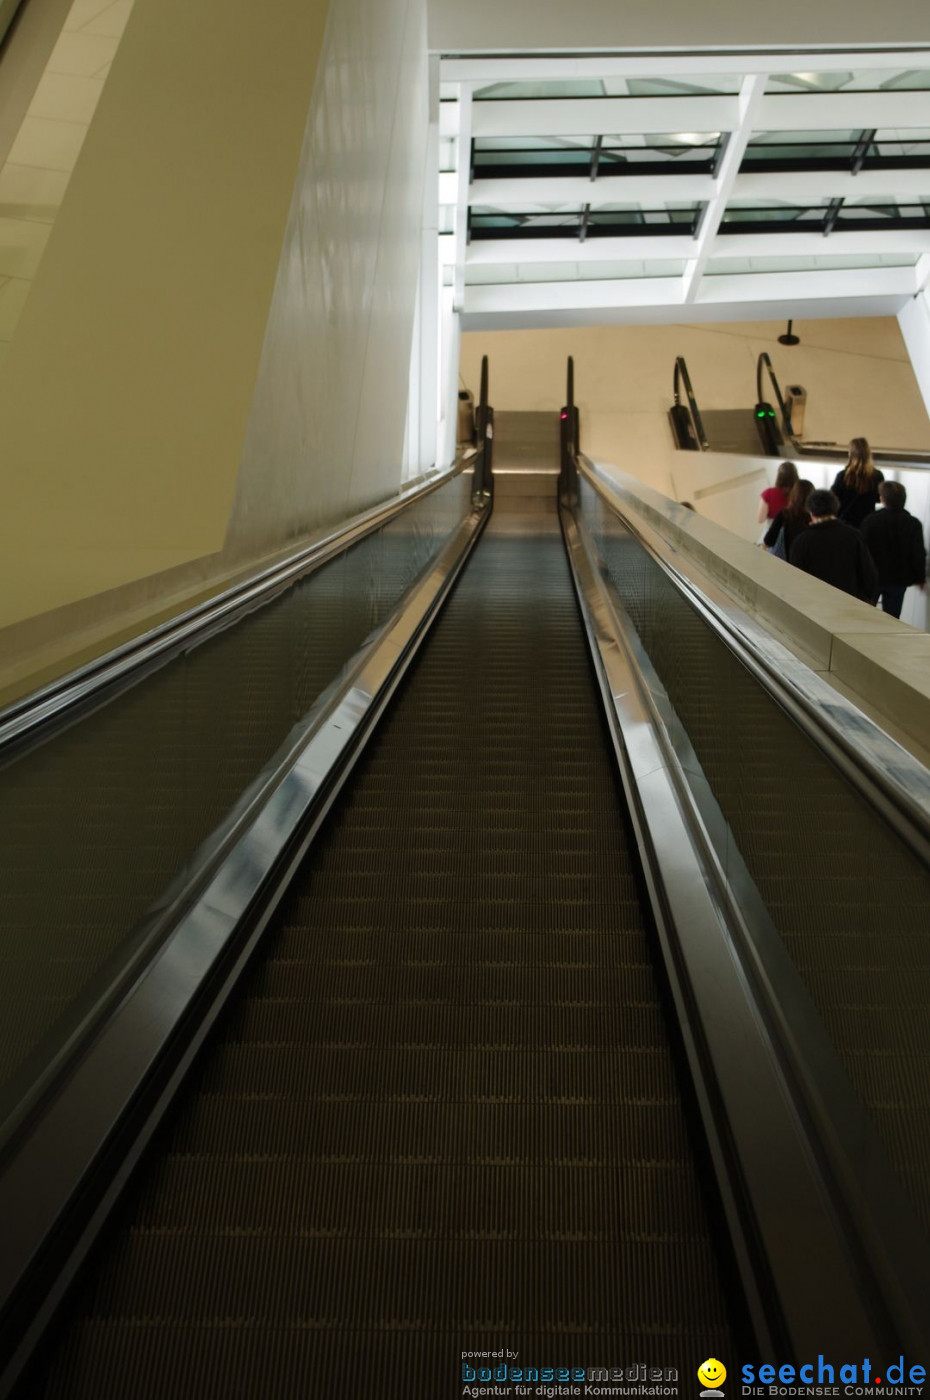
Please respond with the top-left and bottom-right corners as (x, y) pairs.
(0, 0), (139, 362)
(428, 0), (929, 49)
(0, 0), (331, 630)
(460, 318), (930, 500)
(0, 0), (431, 700)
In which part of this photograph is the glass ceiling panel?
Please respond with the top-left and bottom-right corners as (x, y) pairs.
(472, 201), (700, 215)
(846, 194), (930, 206)
(474, 133), (721, 151)
(472, 133), (723, 176)
(750, 129), (864, 144)
(473, 75), (740, 100)
(876, 128), (930, 142)
(742, 130), (930, 165)
(474, 137), (595, 151)
(767, 68), (930, 93)
(473, 80), (606, 100)
(625, 75), (741, 96)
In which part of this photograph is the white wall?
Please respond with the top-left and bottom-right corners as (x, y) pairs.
(428, 0), (929, 50)
(460, 318), (930, 494)
(899, 289), (930, 424)
(226, 0), (430, 556)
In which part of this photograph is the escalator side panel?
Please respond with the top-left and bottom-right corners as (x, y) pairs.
(35, 530), (737, 1398)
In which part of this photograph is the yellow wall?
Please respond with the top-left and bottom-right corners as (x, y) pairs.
(0, 0), (331, 631)
(460, 318), (930, 500)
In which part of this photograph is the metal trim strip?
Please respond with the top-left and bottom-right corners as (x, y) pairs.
(560, 501), (928, 1354)
(0, 454), (476, 752)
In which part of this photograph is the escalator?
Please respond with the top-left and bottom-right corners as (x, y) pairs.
(26, 521), (740, 1397)
(670, 355), (777, 456)
(670, 351), (930, 468)
(2, 367), (930, 1396)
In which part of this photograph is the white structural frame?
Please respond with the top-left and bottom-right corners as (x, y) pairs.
(439, 44), (930, 328)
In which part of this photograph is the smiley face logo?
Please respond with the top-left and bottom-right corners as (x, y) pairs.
(698, 1359), (727, 1392)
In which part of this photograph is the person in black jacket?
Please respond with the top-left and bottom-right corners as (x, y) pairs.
(830, 437), (884, 529)
(789, 489), (879, 603)
(860, 480), (927, 618)
(764, 478), (814, 558)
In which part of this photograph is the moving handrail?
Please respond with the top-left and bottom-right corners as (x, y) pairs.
(757, 351), (930, 468)
(562, 352), (930, 1356)
(672, 354), (709, 450)
(0, 420), (495, 1394)
(0, 450), (478, 756)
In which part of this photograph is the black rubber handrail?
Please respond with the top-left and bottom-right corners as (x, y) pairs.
(0, 451), (480, 757)
(672, 355), (710, 450)
(0, 481), (493, 1399)
(571, 444), (930, 1356)
(757, 351), (930, 468)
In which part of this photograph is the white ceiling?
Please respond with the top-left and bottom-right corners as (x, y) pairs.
(437, 47), (930, 329)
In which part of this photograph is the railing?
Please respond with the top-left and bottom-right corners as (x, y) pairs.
(559, 368), (930, 1354)
(472, 354), (494, 499)
(0, 450), (482, 755)
(672, 354), (710, 450)
(559, 355), (580, 494)
(0, 418), (495, 1393)
(756, 350), (792, 439)
(757, 351), (930, 468)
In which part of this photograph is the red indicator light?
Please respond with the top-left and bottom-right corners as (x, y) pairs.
(560, 411), (568, 420)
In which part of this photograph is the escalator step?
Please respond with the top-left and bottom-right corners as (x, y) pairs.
(37, 529), (735, 1399)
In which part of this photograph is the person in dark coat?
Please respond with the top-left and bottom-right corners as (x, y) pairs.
(789, 488), (879, 603)
(860, 480), (927, 618)
(830, 437), (884, 529)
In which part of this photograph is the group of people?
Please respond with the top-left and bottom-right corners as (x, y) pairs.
(757, 440), (927, 617)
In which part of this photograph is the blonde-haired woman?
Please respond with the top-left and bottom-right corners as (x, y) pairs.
(830, 438), (884, 529)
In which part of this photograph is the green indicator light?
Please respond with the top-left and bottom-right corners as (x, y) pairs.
(757, 411), (765, 418)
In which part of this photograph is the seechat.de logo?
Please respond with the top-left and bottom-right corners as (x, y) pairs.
(699, 1359), (727, 1398)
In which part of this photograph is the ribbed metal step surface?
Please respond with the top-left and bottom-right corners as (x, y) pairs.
(0, 531), (437, 1093)
(34, 528), (737, 1398)
(701, 409), (767, 456)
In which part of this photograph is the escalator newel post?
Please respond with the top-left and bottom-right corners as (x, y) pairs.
(474, 354), (493, 503)
(560, 355), (579, 502)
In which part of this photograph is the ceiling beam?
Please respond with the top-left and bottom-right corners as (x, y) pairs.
(465, 276), (685, 315)
(714, 228), (930, 256)
(462, 272), (913, 325)
(469, 173), (716, 205)
(467, 234), (696, 263)
(735, 168), (930, 202)
(442, 50), (930, 82)
(683, 73), (767, 303)
(698, 263), (916, 302)
(758, 90), (930, 129)
(461, 293), (911, 333)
